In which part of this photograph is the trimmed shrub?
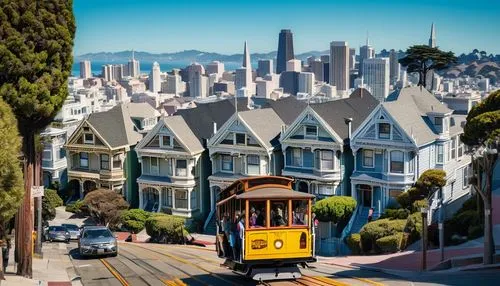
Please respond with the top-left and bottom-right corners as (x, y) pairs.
(412, 199), (428, 213)
(360, 219), (406, 253)
(380, 208), (410, 220)
(312, 196), (356, 224)
(396, 192), (411, 210)
(405, 212), (423, 244)
(121, 209), (152, 233)
(459, 196), (478, 213)
(45, 189), (63, 208)
(346, 233), (362, 254)
(376, 233), (403, 253)
(145, 214), (186, 244)
(41, 189), (63, 222)
(65, 200), (85, 214)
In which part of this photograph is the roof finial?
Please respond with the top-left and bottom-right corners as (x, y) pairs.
(366, 31), (370, 46)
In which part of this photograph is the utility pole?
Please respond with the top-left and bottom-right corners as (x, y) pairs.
(34, 150), (43, 256)
(438, 187), (444, 262)
(421, 207), (428, 271)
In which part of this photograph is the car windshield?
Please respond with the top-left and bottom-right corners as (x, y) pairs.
(63, 225), (79, 230)
(83, 229), (113, 239)
(50, 226), (67, 232)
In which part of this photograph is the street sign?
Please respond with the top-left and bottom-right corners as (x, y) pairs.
(31, 186), (44, 198)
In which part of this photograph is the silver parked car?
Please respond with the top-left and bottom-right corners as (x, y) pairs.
(45, 226), (70, 243)
(62, 224), (80, 240)
(78, 226), (117, 257)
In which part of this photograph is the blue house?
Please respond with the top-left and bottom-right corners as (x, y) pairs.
(349, 87), (472, 228)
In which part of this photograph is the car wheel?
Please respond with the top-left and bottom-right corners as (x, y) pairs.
(110, 252), (118, 257)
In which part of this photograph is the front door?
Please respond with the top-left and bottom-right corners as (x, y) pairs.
(363, 190), (372, 207)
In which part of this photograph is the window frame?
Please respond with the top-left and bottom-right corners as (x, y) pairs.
(390, 150), (404, 174)
(246, 154), (260, 175)
(291, 148), (302, 167)
(175, 190), (188, 209)
(378, 123), (391, 139)
(190, 189), (198, 210)
(315, 150), (334, 171)
(436, 144), (444, 164)
(221, 154), (233, 173)
(408, 151), (415, 174)
(160, 135), (172, 148)
(175, 159), (187, 177)
(362, 149), (375, 168)
(83, 133), (94, 144)
(150, 157), (159, 175)
(113, 154), (121, 169)
(100, 154), (110, 170)
(304, 125), (318, 138)
(235, 133), (246, 145)
(463, 165), (471, 189)
(42, 150), (52, 161)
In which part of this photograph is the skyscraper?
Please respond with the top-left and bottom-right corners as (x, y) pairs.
(112, 64), (124, 81)
(359, 37), (375, 76)
(362, 58), (389, 102)
(242, 41), (251, 68)
(298, 72), (315, 96)
(429, 23), (436, 48)
(235, 41), (253, 93)
(149, 62), (161, 93)
(190, 72), (208, 98)
(389, 49), (400, 85)
(128, 50), (140, 78)
(206, 61), (225, 77)
(310, 59), (324, 82)
(257, 60), (273, 77)
(329, 41), (350, 92)
(286, 59), (301, 72)
(80, 60), (91, 79)
(276, 29), (294, 74)
(349, 48), (356, 70)
(102, 64), (114, 82)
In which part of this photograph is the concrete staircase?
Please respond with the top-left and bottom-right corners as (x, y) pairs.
(350, 207), (370, 234)
(204, 213), (217, 235)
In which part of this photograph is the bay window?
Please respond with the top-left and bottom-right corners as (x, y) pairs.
(113, 154), (121, 169)
(151, 157), (159, 175)
(362, 149), (374, 168)
(451, 137), (456, 160)
(100, 154), (110, 170)
(246, 155), (260, 175)
(436, 145), (444, 164)
(175, 159), (187, 176)
(315, 150), (334, 170)
(221, 155), (233, 172)
(390, 151), (404, 173)
(80, 152), (89, 168)
(291, 148), (302, 166)
(175, 190), (188, 209)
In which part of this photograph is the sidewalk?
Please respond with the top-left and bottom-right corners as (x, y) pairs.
(1, 240), (80, 286)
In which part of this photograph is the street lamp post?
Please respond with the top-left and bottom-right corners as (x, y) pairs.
(421, 207), (428, 271)
(438, 186), (444, 262)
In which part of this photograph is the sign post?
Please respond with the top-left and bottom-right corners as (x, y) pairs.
(31, 186), (44, 256)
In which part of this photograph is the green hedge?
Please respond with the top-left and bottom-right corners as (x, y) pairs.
(405, 212), (423, 244)
(396, 192), (411, 210)
(375, 233), (403, 253)
(360, 219), (406, 253)
(412, 199), (428, 213)
(65, 200), (85, 214)
(346, 233), (361, 254)
(45, 189), (63, 208)
(121, 209), (152, 233)
(380, 208), (410, 220)
(312, 196), (356, 224)
(145, 214), (186, 243)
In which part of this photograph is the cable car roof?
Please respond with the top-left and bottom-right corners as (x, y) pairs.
(235, 188), (315, 200)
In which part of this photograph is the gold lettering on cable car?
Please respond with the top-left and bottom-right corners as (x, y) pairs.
(251, 239), (268, 249)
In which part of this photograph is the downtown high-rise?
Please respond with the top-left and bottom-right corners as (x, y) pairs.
(362, 58), (389, 102)
(276, 29), (294, 74)
(329, 41), (349, 92)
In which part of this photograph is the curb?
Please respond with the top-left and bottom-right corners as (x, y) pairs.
(323, 261), (419, 278)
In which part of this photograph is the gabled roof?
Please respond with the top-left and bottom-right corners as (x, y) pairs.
(127, 102), (160, 118)
(162, 116), (204, 154)
(261, 96), (307, 125)
(310, 88), (379, 140)
(86, 104), (143, 148)
(238, 108), (285, 149)
(386, 86), (452, 115)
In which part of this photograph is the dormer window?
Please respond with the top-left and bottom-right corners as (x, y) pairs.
(160, 135), (172, 148)
(434, 117), (443, 127)
(235, 133), (246, 145)
(84, 133), (94, 144)
(305, 125), (317, 138)
(378, 123), (390, 139)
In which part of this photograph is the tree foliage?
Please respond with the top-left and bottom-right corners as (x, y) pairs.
(399, 45), (457, 88)
(120, 209), (152, 234)
(461, 90), (500, 147)
(312, 196), (356, 224)
(41, 189), (63, 222)
(0, 0), (76, 134)
(0, 98), (23, 234)
(396, 169), (446, 210)
(83, 189), (129, 227)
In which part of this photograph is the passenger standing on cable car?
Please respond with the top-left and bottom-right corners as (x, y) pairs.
(237, 213), (245, 262)
(230, 212), (240, 260)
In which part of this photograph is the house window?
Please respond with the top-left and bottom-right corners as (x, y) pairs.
(166, 158), (173, 176)
(291, 148), (302, 167)
(175, 190), (188, 209)
(161, 188), (172, 207)
(235, 133), (246, 145)
(221, 155), (233, 172)
(160, 135), (171, 148)
(43, 150), (52, 161)
(247, 155), (260, 175)
(80, 152), (89, 168)
(190, 189), (198, 210)
(113, 154), (121, 169)
(450, 137), (456, 160)
(221, 133), (233, 145)
(436, 145), (444, 164)
(175, 160), (187, 177)
(315, 150), (334, 170)
(317, 184), (334, 195)
(390, 151), (404, 173)
(434, 117), (443, 127)
(100, 154), (110, 170)
(305, 125), (317, 137)
(463, 165), (471, 188)
(84, 133), (94, 144)
(362, 149), (374, 168)
(151, 157), (159, 175)
(378, 123), (391, 139)
(408, 151), (415, 173)
(458, 140), (464, 158)
(59, 149), (66, 160)
(247, 136), (259, 147)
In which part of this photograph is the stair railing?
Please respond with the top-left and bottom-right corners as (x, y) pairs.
(340, 204), (362, 241)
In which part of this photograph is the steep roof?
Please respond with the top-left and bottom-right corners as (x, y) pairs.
(86, 104), (142, 148)
(238, 108), (285, 149)
(310, 88), (379, 140)
(162, 116), (204, 154)
(262, 96), (308, 125)
(127, 102), (160, 118)
(386, 86), (452, 115)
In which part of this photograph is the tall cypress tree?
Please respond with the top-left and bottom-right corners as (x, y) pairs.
(0, 0), (75, 277)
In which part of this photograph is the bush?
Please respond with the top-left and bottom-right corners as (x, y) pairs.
(380, 208), (410, 220)
(360, 219), (406, 253)
(41, 189), (63, 222)
(312, 196), (356, 224)
(396, 192), (411, 210)
(405, 212), (423, 244)
(45, 189), (63, 208)
(376, 233), (403, 253)
(84, 189), (129, 226)
(145, 214), (186, 244)
(412, 199), (428, 213)
(121, 209), (152, 233)
(468, 224), (483, 240)
(346, 233), (362, 254)
(65, 200), (85, 214)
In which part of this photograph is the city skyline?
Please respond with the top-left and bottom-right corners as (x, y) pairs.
(74, 0), (500, 56)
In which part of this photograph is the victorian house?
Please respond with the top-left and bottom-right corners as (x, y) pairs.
(349, 87), (472, 228)
(65, 102), (158, 205)
(41, 127), (68, 190)
(280, 89), (378, 198)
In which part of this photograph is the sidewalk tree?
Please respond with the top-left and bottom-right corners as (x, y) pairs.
(0, 98), (23, 280)
(399, 45), (457, 88)
(461, 89), (500, 265)
(83, 189), (129, 227)
(0, 0), (75, 276)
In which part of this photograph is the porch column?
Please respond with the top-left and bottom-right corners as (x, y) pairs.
(187, 188), (193, 210)
(139, 187), (144, 209)
(79, 180), (84, 200)
(209, 185), (214, 212)
(351, 182), (357, 201)
(158, 187), (162, 213)
(172, 189), (176, 209)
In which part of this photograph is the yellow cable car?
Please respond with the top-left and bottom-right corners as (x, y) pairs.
(215, 176), (316, 281)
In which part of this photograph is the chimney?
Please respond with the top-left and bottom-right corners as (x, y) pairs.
(344, 117), (353, 139)
(213, 122), (217, 135)
(281, 124), (287, 135)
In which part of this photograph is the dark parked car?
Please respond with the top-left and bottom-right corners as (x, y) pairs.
(45, 226), (70, 243)
(62, 224), (80, 240)
(78, 226), (117, 257)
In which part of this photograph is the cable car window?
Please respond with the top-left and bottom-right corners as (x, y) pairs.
(292, 200), (309, 226)
(270, 200), (288, 227)
(249, 201), (266, 228)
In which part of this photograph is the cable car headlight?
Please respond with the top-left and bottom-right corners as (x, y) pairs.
(274, 239), (283, 249)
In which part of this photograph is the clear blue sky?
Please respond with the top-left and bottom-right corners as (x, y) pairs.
(73, 0), (500, 56)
